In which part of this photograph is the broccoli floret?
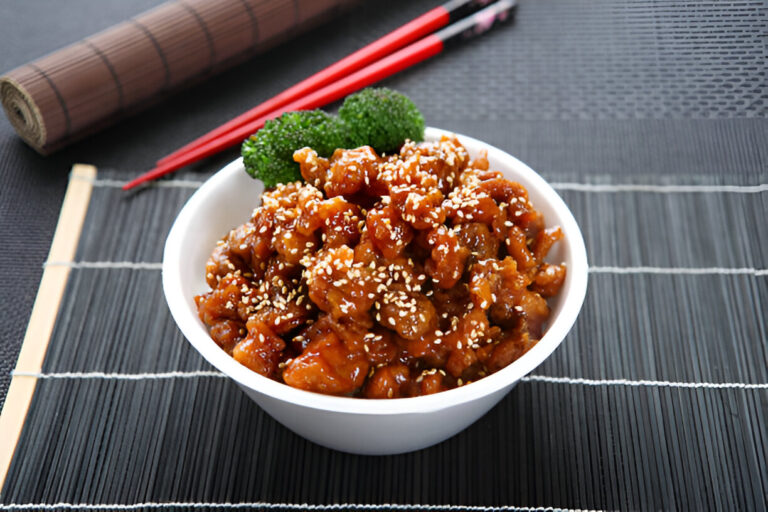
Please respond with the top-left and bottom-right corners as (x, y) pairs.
(241, 89), (425, 188)
(242, 110), (345, 188)
(337, 87), (425, 154)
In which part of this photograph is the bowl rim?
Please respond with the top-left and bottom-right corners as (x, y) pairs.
(163, 127), (588, 415)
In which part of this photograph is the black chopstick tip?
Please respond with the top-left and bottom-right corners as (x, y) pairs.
(437, 0), (517, 47)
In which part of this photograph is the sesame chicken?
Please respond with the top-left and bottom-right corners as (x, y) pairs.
(424, 225), (470, 289)
(324, 146), (380, 198)
(195, 136), (566, 397)
(366, 203), (413, 259)
(232, 318), (285, 379)
(283, 329), (369, 394)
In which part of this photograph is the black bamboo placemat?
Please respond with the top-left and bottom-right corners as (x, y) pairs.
(1, 0), (767, 510)
(2, 159), (766, 511)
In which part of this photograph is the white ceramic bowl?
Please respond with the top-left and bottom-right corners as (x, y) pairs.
(163, 127), (588, 455)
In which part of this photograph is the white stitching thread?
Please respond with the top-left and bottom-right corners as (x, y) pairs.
(72, 173), (768, 194)
(42, 261), (768, 275)
(0, 502), (603, 511)
(12, 371), (767, 390)
(71, 175), (204, 189)
(11, 371), (226, 380)
(43, 261), (163, 270)
(549, 182), (768, 193)
(588, 266), (768, 276)
(521, 375), (768, 390)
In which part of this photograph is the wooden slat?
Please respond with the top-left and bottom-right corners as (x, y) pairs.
(0, 164), (95, 488)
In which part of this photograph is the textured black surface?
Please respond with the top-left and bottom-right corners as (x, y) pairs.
(1, 0), (767, 510)
(2, 169), (767, 511)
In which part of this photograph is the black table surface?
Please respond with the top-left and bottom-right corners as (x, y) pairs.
(1, 1), (766, 510)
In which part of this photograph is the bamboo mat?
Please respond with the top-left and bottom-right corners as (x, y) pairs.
(0, 0), (354, 154)
(1, 0), (767, 510)
(0, 156), (765, 510)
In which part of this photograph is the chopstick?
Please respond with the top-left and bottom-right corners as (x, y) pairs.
(123, 0), (516, 190)
(155, 0), (496, 169)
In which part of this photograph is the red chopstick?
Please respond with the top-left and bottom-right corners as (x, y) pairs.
(155, 0), (487, 169)
(123, 0), (516, 190)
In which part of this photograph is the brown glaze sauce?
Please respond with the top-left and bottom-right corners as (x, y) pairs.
(195, 137), (566, 398)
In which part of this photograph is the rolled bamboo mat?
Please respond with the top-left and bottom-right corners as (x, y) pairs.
(0, 0), (355, 155)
